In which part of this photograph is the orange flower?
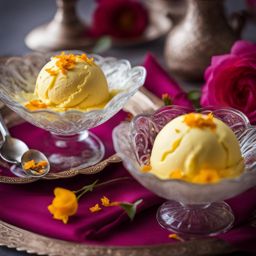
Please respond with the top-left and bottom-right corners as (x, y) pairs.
(89, 204), (102, 212)
(23, 160), (36, 170)
(23, 159), (48, 175)
(25, 100), (47, 111)
(183, 113), (216, 130)
(101, 196), (110, 206)
(52, 52), (95, 75)
(140, 165), (152, 173)
(45, 68), (58, 76)
(54, 52), (76, 74)
(23, 160), (48, 170)
(101, 196), (120, 207)
(168, 234), (184, 241)
(162, 93), (172, 106)
(192, 169), (220, 184)
(169, 170), (183, 179)
(80, 53), (88, 61)
(48, 188), (78, 224)
(80, 53), (94, 65)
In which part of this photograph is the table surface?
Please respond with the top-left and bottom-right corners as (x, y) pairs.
(0, 0), (255, 255)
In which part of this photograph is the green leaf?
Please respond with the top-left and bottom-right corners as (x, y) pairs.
(93, 36), (112, 54)
(187, 90), (201, 108)
(119, 199), (143, 220)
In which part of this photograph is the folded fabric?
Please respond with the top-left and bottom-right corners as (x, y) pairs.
(143, 53), (193, 108)
(0, 114), (165, 244)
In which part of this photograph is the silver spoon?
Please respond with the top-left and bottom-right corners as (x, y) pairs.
(0, 114), (50, 178)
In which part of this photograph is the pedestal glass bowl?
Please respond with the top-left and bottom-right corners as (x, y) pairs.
(0, 52), (146, 173)
(113, 106), (256, 236)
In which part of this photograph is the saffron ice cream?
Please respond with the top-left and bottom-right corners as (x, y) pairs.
(147, 113), (244, 184)
(25, 52), (110, 111)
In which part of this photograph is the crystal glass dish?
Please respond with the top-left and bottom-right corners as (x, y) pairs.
(0, 52), (146, 173)
(113, 106), (256, 236)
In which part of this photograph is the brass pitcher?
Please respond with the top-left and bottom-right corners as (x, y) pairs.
(164, 0), (245, 81)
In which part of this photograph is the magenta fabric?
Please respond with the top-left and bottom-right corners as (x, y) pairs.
(0, 54), (255, 252)
(143, 53), (193, 108)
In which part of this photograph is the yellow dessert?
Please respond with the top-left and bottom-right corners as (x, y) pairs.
(25, 52), (111, 111)
(146, 113), (244, 184)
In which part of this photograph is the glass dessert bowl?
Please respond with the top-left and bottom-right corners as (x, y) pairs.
(113, 105), (256, 236)
(0, 52), (146, 172)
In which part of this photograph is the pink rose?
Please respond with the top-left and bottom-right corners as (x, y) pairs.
(91, 0), (149, 38)
(201, 40), (256, 123)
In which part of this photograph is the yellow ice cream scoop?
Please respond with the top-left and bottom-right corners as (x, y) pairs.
(27, 52), (109, 111)
(148, 113), (244, 184)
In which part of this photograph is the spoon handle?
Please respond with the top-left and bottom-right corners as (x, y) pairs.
(0, 113), (10, 138)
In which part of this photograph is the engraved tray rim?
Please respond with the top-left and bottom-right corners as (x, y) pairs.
(0, 220), (234, 256)
(0, 153), (121, 184)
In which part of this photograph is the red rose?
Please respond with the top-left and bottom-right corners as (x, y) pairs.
(91, 0), (149, 38)
(201, 40), (256, 123)
(246, 0), (256, 19)
(246, 0), (256, 7)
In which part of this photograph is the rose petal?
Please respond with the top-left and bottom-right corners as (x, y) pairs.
(231, 40), (256, 56)
(247, 109), (256, 123)
(91, 0), (149, 38)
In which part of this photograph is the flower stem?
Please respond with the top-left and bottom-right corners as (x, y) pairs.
(77, 187), (91, 201)
(73, 179), (99, 194)
(74, 177), (132, 201)
(95, 176), (132, 188)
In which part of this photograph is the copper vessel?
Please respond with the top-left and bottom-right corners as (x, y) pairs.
(25, 0), (95, 51)
(164, 0), (245, 81)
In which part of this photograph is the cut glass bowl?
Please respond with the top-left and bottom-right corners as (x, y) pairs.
(113, 105), (256, 236)
(0, 52), (146, 173)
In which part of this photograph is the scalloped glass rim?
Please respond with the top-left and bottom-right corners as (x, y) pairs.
(132, 106), (252, 186)
(0, 52), (145, 116)
(113, 106), (256, 203)
(0, 52), (146, 135)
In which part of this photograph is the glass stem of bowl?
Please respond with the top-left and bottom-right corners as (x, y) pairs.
(180, 203), (211, 209)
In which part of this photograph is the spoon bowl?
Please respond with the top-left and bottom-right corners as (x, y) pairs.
(0, 136), (29, 164)
(21, 149), (50, 177)
(0, 113), (50, 178)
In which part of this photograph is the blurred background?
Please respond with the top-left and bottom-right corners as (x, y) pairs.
(0, 0), (255, 85)
(0, 0), (256, 255)
(0, 0), (253, 64)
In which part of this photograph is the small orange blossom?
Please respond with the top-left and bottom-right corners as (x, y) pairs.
(48, 188), (78, 224)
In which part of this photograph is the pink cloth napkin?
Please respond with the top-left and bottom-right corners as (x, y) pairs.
(0, 54), (255, 252)
(143, 54), (193, 108)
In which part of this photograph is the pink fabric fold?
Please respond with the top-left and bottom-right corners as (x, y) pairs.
(143, 53), (193, 108)
(0, 119), (165, 244)
(0, 54), (255, 253)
